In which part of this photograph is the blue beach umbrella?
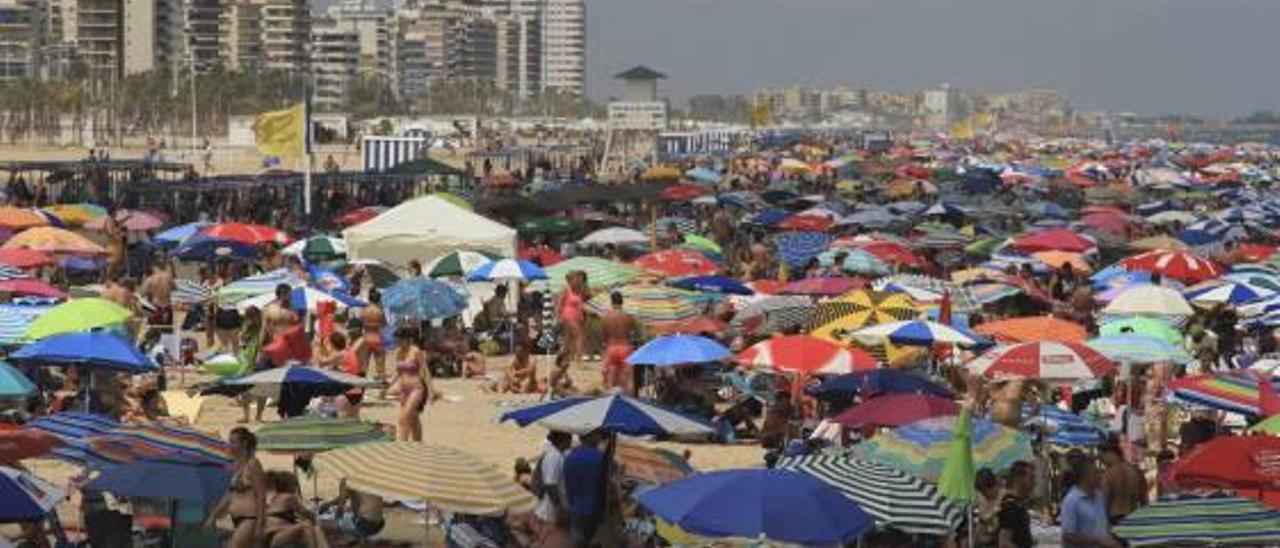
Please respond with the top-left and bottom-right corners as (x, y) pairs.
(668, 276), (753, 296)
(852, 320), (981, 347)
(0, 467), (63, 523)
(12, 331), (154, 373)
(637, 468), (875, 545)
(209, 366), (373, 398)
(173, 234), (257, 262)
(154, 221), (211, 247)
(626, 335), (731, 367)
(383, 277), (468, 320)
(1087, 334), (1192, 365)
(500, 393), (714, 437)
(772, 231), (835, 268)
(466, 259), (548, 282)
(0, 362), (35, 399)
(87, 458), (230, 504)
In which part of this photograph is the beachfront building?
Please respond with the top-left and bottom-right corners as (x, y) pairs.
(921, 83), (965, 131)
(182, 0), (223, 73)
(0, 0), (43, 80)
(311, 18), (360, 111)
(493, 10), (539, 100)
(219, 0), (310, 72)
(329, 0), (396, 85)
(481, 0), (583, 97)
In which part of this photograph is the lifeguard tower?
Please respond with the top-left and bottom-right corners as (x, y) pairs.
(601, 66), (668, 175)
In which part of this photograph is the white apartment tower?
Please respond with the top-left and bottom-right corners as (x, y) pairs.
(482, 0), (583, 96)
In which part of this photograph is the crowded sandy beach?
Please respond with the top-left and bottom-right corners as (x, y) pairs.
(6, 121), (1280, 548)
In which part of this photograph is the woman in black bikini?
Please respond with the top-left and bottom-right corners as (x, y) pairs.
(206, 428), (266, 547)
(263, 471), (318, 547)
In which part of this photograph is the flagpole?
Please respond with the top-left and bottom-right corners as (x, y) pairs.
(303, 80), (313, 225)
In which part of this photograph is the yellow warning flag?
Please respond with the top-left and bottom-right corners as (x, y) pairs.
(972, 112), (992, 131)
(253, 103), (306, 159)
(949, 121), (973, 141)
(752, 102), (770, 128)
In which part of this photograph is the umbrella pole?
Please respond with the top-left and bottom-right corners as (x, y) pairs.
(170, 500), (178, 548)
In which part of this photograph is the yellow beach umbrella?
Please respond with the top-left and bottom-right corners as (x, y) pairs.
(314, 442), (536, 516)
(43, 204), (106, 226)
(809, 290), (919, 341)
(0, 207), (47, 230)
(3, 227), (106, 255)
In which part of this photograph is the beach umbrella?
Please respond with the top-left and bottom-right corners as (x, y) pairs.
(647, 316), (728, 336)
(1099, 316), (1182, 345)
(737, 334), (877, 374)
(517, 243), (564, 267)
(25, 412), (121, 466)
(626, 334), (731, 366)
(235, 285), (365, 314)
(2, 226), (105, 255)
(616, 442), (694, 486)
(153, 221), (210, 247)
(84, 210), (165, 232)
(966, 341), (1116, 383)
(777, 213), (834, 232)
(282, 235), (347, 261)
(729, 295), (814, 336)
(465, 258), (547, 281)
(382, 277), (467, 320)
(1121, 250), (1224, 283)
(637, 468), (874, 546)
(1022, 405), (1104, 447)
(586, 285), (712, 325)
(87, 458), (230, 504)
(0, 467), (63, 522)
(1011, 228), (1096, 253)
(0, 279), (64, 299)
(1088, 334), (1192, 365)
(776, 455), (962, 536)
(1130, 235), (1190, 252)
(209, 366), (374, 400)
(855, 415), (1033, 481)
(772, 231), (835, 268)
(835, 393), (958, 429)
(200, 222), (289, 245)
(852, 319), (980, 347)
(780, 276), (865, 296)
(579, 227), (648, 246)
(648, 216), (696, 234)
(499, 393), (714, 437)
(0, 248), (52, 269)
(668, 275), (753, 296)
(685, 167), (721, 183)
(0, 207), (47, 230)
(1031, 251), (1092, 273)
(42, 204), (105, 225)
(1103, 284), (1195, 317)
(0, 430), (60, 463)
(99, 422), (231, 465)
(856, 240), (926, 268)
(936, 406), (976, 505)
(972, 316), (1087, 343)
(1170, 369), (1278, 416)
(1186, 281), (1272, 306)
(807, 369), (953, 401)
(841, 249), (892, 276)
(681, 233), (722, 254)
(173, 234), (257, 262)
(809, 290), (919, 340)
(334, 205), (387, 226)
(1114, 496), (1280, 547)
(544, 257), (639, 291)
(634, 249), (719, 278)
(255, 417), (390, 453)
(13, 331), (153, 373)
(517, 216), (581, 235)
(0, 362), (35, 399)
(317, 442), (535, 515)
(1169, 435), (1280, 491)
(217, 269), (302, 303)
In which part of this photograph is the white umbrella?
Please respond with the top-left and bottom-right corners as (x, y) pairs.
(579, 227), (649, 246)
(1103, 284), (1194, 316)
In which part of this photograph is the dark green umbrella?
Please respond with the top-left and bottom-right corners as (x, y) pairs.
(518, 216), (582, 235)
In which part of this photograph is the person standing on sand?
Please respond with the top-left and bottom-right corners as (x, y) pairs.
(557, 271), (589, 370)
(140, 260), (175, 341)
(600, 291), (636, 395)
(384, 326), (430, 442)
(360, 290), (388, 384)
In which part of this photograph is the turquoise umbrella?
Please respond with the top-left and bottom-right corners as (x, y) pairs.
(0, 362), (34, 399)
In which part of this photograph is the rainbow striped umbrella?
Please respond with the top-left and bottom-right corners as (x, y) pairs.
(1115, 496), (1280, 547)
(1170, 369), (1280, 416)
(855, 415), (1032, 481)
(586, 284), (718, 325)
(544, 257), (640, 291)
(314, 442), (536, 515)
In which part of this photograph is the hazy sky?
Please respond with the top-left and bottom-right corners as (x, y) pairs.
(585, 0), (1280, 118)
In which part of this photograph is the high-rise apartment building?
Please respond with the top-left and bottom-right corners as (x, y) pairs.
(493, 11), (538, 99)
(481, 0), (582, 96)
(0, 0), (42, 80)
(219, 0), (307, 72)
(311, 18), (359, 110)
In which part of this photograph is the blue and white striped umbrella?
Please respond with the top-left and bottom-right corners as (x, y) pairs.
(0, 304), (50, 345)
(466, 259), (548, 282)
(668, 276), (753, 296)
(1087, 334), (1192, 365)
(1185, 281), (1273, 306)
(626, 335), (731, 367)
(218, 269), (303, 304)
(852, 320), (981, 347)
(1021, 405), (1103, 447)
(772, 231), (835, 268)
(499, 393), (714, 437)
(235, 285), (365, 314)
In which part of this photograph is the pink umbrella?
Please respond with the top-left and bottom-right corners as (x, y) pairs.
(633, 250), (719, 278)
(780, 277), (866, 296)
(84, 210), (166, 232)
(737, 334), (877, 374)
(966, 341), (1116, 383)
(0, 279), (67, 299)
(834, 393), (959, 429)
(1011, 228), (1096, 253)
(0, 248), (53, 269)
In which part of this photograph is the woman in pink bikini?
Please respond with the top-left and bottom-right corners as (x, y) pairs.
(557, 270), (590, 369)
(385, 326), (430, 441)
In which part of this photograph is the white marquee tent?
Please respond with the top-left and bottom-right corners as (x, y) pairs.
(343, 195), (516, 269)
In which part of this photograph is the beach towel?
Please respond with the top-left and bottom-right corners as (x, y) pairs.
(161, 391), (205, 424)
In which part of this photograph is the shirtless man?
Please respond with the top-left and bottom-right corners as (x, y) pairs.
(360, 290), (387, 383)
(1100, 442), (1146, 524)
(600, 292), (636, 395)
(263, 284), (300, 340)
(321, 480), (385, 543)
(140, 261), (175, 338)
(104, 278), (141, 338)
(990, 379), (1028, 429)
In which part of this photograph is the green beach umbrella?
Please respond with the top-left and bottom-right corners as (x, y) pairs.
(1099, 316), (1182, 345)
(681, 234), (722, 255)
(425, 251), (496, 278)
(22, 298), (132, 341)
(256, 417), (390, 453)
(544, 257), (640, 291)
(937, 406), (976, 505)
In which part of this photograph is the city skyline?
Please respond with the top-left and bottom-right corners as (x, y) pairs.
(585, 0), (1280, 119)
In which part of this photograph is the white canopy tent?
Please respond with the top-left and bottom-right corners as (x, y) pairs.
(343, 195), (517, 269)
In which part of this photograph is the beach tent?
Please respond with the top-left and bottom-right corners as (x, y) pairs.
(343, 195), (516, 269)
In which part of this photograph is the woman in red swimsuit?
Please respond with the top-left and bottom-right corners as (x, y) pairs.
(557, 270), (590, 369)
